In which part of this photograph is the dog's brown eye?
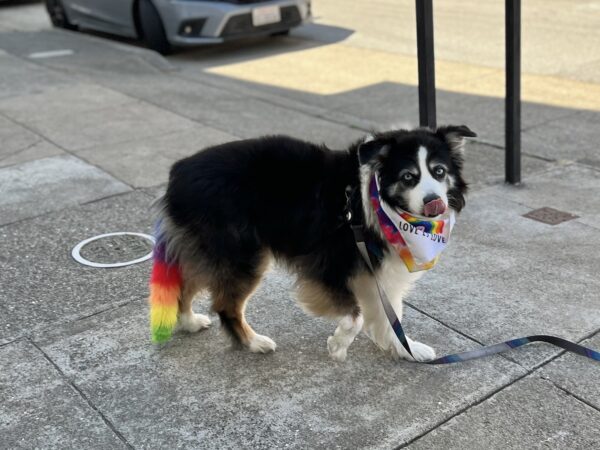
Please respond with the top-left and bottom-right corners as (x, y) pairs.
(434, 166), (446, 177)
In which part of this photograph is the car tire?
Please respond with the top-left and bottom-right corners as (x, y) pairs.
(270, 29), (291, 37)
(45, 0), (77, 30)
(138, 0), (171, 55)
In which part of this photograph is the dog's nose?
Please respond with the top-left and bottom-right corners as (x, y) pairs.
(423, 194), (446, 217)
(423, 194), (440, 204)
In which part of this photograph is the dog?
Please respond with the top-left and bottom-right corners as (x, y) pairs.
(148, 125), (475, 362)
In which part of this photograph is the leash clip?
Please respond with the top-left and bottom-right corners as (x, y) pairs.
(344, 185), (357, 224)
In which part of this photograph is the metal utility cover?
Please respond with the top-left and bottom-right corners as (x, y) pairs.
(522, 207), (578, 225)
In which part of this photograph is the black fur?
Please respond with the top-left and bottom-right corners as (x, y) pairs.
(162, 127), (472, 329)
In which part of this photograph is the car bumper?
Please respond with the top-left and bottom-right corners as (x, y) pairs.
(155, 0), (311, 46)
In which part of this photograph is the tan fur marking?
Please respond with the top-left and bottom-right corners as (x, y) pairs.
(178, 265), (210, 315)
(210, 252), (271, 345)
(296, 279), (357, 318)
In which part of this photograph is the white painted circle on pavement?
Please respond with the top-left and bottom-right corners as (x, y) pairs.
(71, 232), (155, 268)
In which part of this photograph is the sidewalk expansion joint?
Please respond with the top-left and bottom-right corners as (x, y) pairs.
(570, 219), (600, 232)
(404, 301), (485, 347)
(576, 159), (600, 173)
(405, 301), (524, 368)
(1, 299), (141, 352)
(395, 370), (531, 449)
(80, 188), (149, 207)
(0, 186), (137, 230)
(396, 320), (599, 447)
(0, 336), (26, 348)
(75, 298), (139, 322)
(541, 376), (600, 414)
(470, 137), (557, 163)
(15, 61), (241, 140)
(0, 111), (70, 155)
(397, 346), (569, 449)
(0, 110), (135, 192)
(176, 71), (374, 133)
(520, 110), (582, 133)
(537, 328), (600, 370)
(28, 337), (136, 450)
(0, 139), (44, 167)
(0, 210), (55, 229)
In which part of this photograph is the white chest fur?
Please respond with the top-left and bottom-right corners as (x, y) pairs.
(349, 249), (423, 353)
(351, 157), (434, 360)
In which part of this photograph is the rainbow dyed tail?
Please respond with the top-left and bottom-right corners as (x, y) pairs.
(149, 237), (181, 343)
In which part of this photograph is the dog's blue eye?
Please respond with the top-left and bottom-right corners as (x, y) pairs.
(402, 173), (414, 182)
(434, 167), (446, 177)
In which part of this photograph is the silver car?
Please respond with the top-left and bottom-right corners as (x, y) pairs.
(45, 0), (312, 54)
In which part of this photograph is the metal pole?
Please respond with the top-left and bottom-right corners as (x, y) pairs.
(416, 0), (436, 129)
(506, 0), (521, 184)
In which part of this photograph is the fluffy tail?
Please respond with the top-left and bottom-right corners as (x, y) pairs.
(148, 236), (181, 343)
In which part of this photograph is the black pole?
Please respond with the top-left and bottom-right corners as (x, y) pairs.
(416, 0), (436, 129)
(505, 0), (521, 184)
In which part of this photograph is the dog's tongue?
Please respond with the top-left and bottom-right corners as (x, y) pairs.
(423, 198), (447, 217)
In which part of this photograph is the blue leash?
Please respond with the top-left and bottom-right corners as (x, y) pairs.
(428, 335), (600, 364)
(351, 225), (600, 364)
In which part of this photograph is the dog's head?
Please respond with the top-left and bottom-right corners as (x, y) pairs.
(358, 126), (476, 219)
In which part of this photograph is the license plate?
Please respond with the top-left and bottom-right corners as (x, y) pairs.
(252, 5), (281, 27)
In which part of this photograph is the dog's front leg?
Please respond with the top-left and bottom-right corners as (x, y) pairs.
(353, 278), (436, 362)
(389, 335), (436, 362)
(366, 318), (437, 362)
(327, 315), (364, 362)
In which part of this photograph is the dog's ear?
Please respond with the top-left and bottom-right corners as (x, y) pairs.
(436, 125), (477, 154)
(358, 138), (390, 165)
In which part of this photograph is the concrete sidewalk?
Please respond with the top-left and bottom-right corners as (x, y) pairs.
(1, 14), (599, 450)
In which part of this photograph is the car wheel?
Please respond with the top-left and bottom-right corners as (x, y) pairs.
(270, 29), (291, 37)
(45, 0), (77, 30)
(138, 0), (171, 55)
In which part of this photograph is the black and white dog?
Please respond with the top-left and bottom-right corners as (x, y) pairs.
(156, 126), (475, 362)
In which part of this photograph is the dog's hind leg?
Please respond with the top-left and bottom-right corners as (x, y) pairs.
(211, 253), (276, 353)
(178, 271), (212, 333)
(327, 314), (364, 362)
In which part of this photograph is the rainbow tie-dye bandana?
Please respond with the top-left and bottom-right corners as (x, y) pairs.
(369, 176), (455, 272)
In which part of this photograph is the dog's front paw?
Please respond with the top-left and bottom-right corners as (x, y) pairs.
(389, 338), (436, 362)
(248, 334), (277, 353)
(407, 340), (436, 362)
(179, 313), (212, 332)
(327, 335), (348, 362)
